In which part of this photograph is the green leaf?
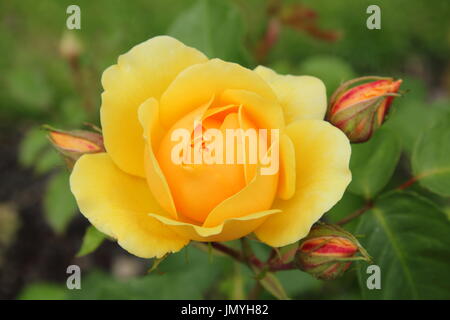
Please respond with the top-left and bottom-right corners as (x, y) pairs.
(168, 0), (250, 64)
(356, 191), (450, 299)
(34, 148), (62, 174)
(18, 127), (48, 168)
(348, 128), (401, 199)
(19, 127), (62, 174)
(412, 120), (450, 197)
(384, 92), (450, 154)
(43, 171), (78, 234)
(76, 225), (106, 257)
(257, 271), (290, 300)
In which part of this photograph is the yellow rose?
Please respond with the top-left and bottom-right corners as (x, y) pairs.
(70, 36), (351, 258)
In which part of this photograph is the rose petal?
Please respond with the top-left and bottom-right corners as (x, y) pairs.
(138, 98), (179, 219)
(202, 161), (278, 228)
(70, 153), (189, 258)
(254, 66), (327, 123)
(278, 133), (296, 200)
(150, 210), (280, 242)
(160, 59), (278, 129)
(218, 89), (285, 130)
(255, 120), (351, 247)
(101, 36), (207, 177)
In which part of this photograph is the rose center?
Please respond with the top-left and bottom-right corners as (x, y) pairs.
(156, 105), (260, 224)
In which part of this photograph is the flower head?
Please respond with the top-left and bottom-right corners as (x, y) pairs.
(327, 76), (402, 143)
(295, 223), (371, 280)
(46, 126), (104, 169)
(69, 36), (352, 258)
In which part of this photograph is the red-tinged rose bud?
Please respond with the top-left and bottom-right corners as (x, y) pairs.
(327, 76), (402, 143)
(45, 126), (104, 169)
(295, 223), (371, 280)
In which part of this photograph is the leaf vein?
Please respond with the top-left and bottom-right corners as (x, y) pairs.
(373, 208), (419, 299)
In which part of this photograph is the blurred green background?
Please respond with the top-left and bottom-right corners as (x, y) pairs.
(0, 0), (449, 300)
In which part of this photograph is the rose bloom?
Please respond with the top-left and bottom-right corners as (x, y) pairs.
(70, 36), (351, 258)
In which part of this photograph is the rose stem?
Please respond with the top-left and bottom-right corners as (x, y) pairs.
(396, 176), (418, 190)
(210, 242), (264, 269)
(336, 201), (373, 226)
(269, 261), (296, 272)
(337, 175), (421, 226)
(209, 242), (296, 272)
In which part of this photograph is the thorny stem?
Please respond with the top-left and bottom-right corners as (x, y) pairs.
(210, 242), (264, 269)
(336, 201), (373, 226)
(337, 175), (420, 226)
(397, 176), (418, 190)
(269, 261), (296, 272)
(210, 242), (247, 264)
(208, 242), (295, 272)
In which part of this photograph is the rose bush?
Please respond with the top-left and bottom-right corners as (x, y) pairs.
(70, 36), (352, 258)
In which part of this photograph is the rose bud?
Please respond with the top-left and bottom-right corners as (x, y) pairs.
(295, 223), (371, 280)
(59, 31), (83, 62)
(45, 126), (104, 169)
(327, 76), (402, 143)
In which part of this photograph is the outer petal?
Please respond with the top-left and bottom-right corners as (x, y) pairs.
(277, 133), (296, 200)
(101, 36), (208, 177)
(138, 98), (179, 219)
(70, 153), (189, 258)
(160, 59), (278, 129)
(150, 210), (280, 242)
(254, 66), (327, 123)
(255, 120), (351, 247)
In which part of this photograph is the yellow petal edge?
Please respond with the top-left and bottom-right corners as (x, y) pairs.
(255, 119), (352, 247)
(254, 65), (327, 123)
(101, 36), (208, 178)
(70, 153), (189, 258)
